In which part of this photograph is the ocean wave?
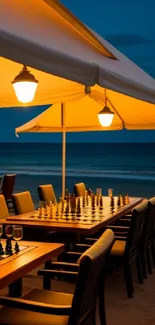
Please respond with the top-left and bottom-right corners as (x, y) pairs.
(1, 167), (155, 181)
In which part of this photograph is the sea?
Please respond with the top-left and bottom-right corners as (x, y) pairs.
(0, 142), (155, 206)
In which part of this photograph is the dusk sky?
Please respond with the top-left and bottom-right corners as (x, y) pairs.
(1, 0), (155, 143)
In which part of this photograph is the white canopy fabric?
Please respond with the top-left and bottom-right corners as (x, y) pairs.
(1, 0), (155, 107)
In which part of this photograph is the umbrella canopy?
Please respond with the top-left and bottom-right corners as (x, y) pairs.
(16, 88), (155, 199)
(16, 89), (155, 133)
(1, 0), (155, 107)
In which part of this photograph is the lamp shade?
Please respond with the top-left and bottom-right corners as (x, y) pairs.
(12, 65), (38, 104)
(98, 106), (114, 127)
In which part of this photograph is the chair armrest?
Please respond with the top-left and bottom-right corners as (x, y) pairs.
(114, 236), (127, 240)
(51, 261), (79, 270)
(0, 296), (71, 315)
(76, 244), (91, 252)
(38, 268), (78, 277)
(105, 226), (129, 229)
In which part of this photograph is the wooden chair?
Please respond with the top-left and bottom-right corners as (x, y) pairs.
(110, 199), (148, 298)
(0, 176), (2, 191)
(0, 229), (114, 325)
(38, 184), (57, 204)
(1, 174), (16, 213)
(55, 200), (148, 298)
(12, 191), (35, 215)
(139, 197), (155, 278)
(74, 182), (86, 197)
(0, 194), (9, 219)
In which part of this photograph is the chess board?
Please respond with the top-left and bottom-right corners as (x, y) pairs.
(0, 245), (28, 261)
(8, 196), (129, 225)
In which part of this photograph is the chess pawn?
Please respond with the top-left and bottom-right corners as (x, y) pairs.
(92, 194), (95, 208)
(65, 188), (69, 200)
(117, 194), (121, 206)
(110, 196), (114, 207)
(41, 207), (44, 218)
(65, 201), (70, 215)
(120, 194), (123, 206)
(88, 188), (93, 196)
(125, 194), (129, 204)
(56, 204), (59, 217)
(100, 195), (103, 208)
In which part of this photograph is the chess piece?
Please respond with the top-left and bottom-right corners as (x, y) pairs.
(117, 194), (121, 206)
(110, 196), (114, 207)
(5, 238), (13, 255)
(125, 194), (129, 204)
(0, 242), (4, 255)
(120, 194), (123, 206)
(65, 188), (69, 200)
(15, 242), (20, 252)
(100, 195), (103, 208)
(88, 188), (93, 196)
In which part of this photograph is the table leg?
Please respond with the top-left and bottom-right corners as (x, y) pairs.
(43, 261), (51, 290)
(8, 278), (22, 297)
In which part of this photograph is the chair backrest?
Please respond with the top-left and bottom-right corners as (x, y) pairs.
(0, 195), (9, 219)
(1, 174), (16, 200)
(69, 229), (114, 325)
(124, 199), (148, 262)
(12, 191), (35, 215)
(0, 176), (2, 190)
(140, 197), (155, 249)
(74, 182), (86, 197)
(38, 184), (57, 204)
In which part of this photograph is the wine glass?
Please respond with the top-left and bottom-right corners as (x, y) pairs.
(5, 225), (13, 254)
(13, 226), (23, 252)
(5, 225), (13, 238)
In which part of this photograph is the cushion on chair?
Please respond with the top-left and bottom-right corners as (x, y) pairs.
(38, 185), (57, 204)
(12, 191), (35, 214)
(0, 289), (73, 325)
(0, 195), (9, 219)
(74, 182), (86, 197)
(111, 240), (126, 256)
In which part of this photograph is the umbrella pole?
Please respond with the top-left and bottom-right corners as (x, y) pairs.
(61, 103), (66, 200)
(62, 130), (66, 200)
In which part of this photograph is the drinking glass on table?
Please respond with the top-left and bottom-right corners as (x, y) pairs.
(5, 225), (13, 239)
(13, 226), (23, 252)
(108, 188), (113, 198)
(5, 225), (13, 254)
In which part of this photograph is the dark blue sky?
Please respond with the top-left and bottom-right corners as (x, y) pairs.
(1, 0), (155, 143)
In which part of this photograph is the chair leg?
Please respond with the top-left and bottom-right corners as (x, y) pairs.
(136, 256), (143, 284)
(124, 264), (133, 298)
(146, 249), (152, 274)
(140, 252), (147, 279)
(151, 242), (155, 267)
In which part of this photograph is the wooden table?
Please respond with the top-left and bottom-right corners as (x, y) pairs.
(1, 197), (143, 235)
(0, 240), (64, 296)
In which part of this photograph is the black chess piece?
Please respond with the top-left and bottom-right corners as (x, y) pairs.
(0, 242), (4, 255)
(5, 238), (13, 255)
(99, 196), (103, 209)
(110, 196), (114, 207)
(15, 242), (20, 252)
(117, 194), (121, 206)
